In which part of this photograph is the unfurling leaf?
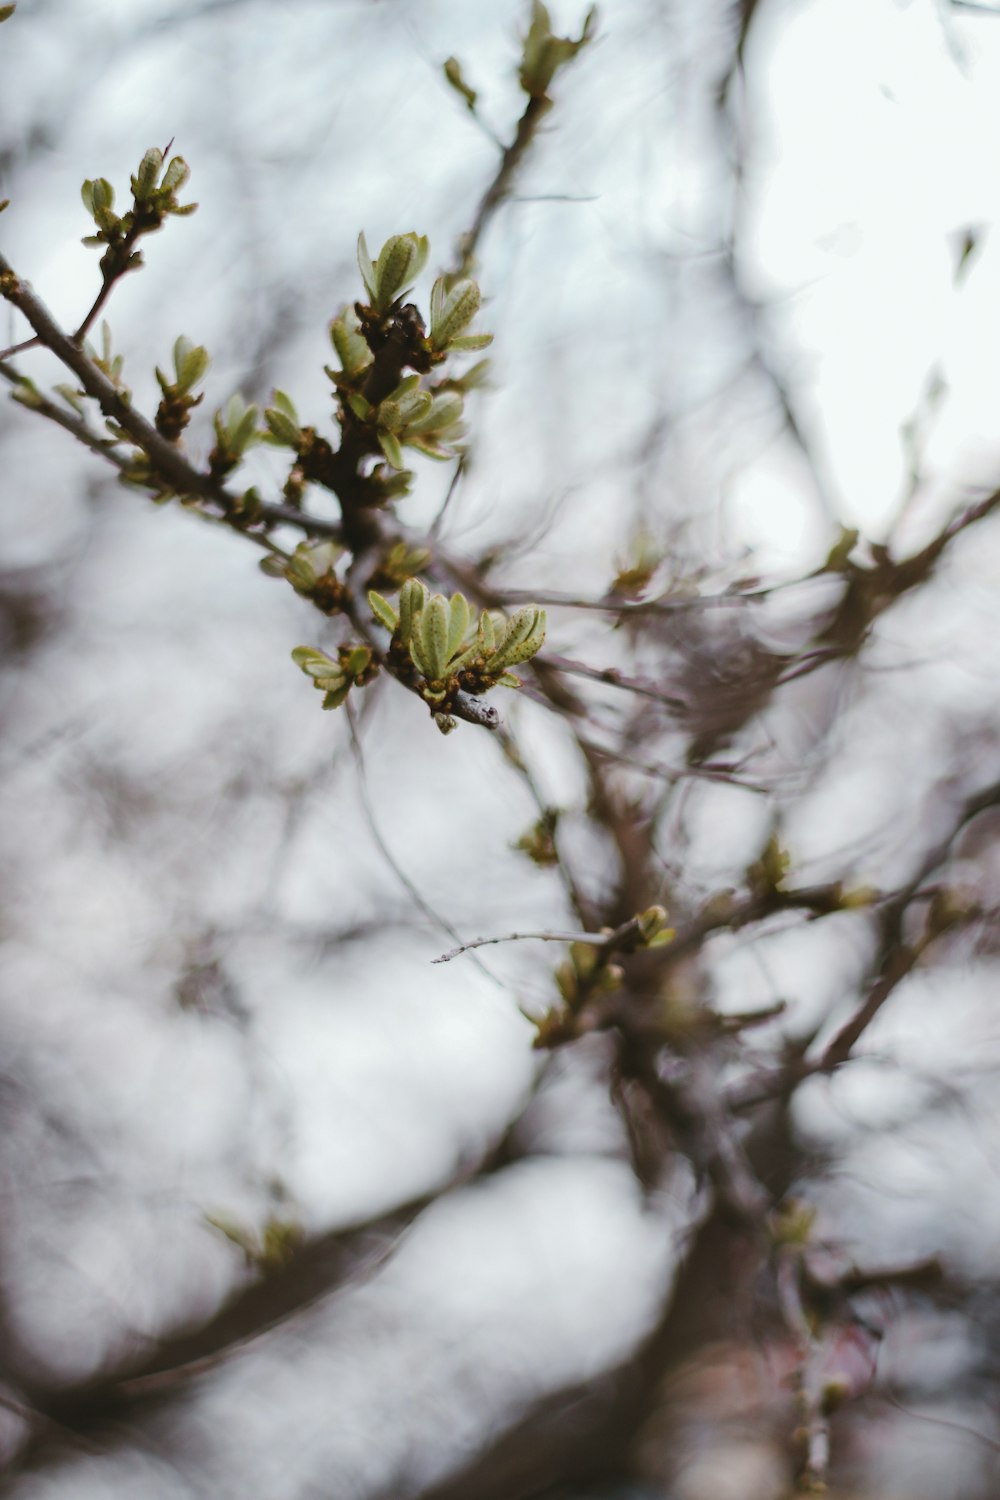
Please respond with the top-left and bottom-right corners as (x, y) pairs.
(132, 147), (164, 203)
(264, 405), (303, 448)
(360, 232), (429, 313)
(419, 592), (451, 680)
(490, 607), (546, 669)
(160, 155), (190, 194)
(429, 278), (490, 352)
(368, 590), (399, 631)
(357, 231), (377, 302)
(292, 646), (341, 680)
(447, 591), (470, 657)
(330, 305), (372, 377)
(399, 577), (427, 643)
(377, 428), (405, 470)
(519, 1), (598, 100)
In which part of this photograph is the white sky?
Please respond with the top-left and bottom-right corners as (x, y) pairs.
(745, 0), (1000, 538)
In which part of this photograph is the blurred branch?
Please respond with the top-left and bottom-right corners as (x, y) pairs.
(815, 776), (1000, 1072)
(456, 94), (554, 273)
(345, 702), (504, 983)
(27, 1131), (554, 1445)
(433, 908), (667, 966)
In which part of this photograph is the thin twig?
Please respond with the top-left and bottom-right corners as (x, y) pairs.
(344, 703), (505, 989)
(434, 909), (655, 966)
(0, 332), (39, 360)
(433, 927), (614, 964)
(0, 255), (234, 503)
(456, 95), (553, 271)
(540, 652), (687, 711)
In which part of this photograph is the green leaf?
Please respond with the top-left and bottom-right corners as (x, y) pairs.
(231, 405), (260, 455)
(446, 332), (493, 353)
(82, 176), (115, 223)
(205, 1213), (257, 1259)
(447, 592), (470, 656)
(341, 645), (372, 677)
(637, 905), (669, 943)
(264, 406), (302, 448)
(132, 147), (163, 202)
(173, 336), (209, 393)
(322, 681), (352, 710)
(367, 232), (430, 312)
(430, 276), (447, 332)
(377, 429), (405, 470)
(330, 306), (372, 376)
(407, 633), (432, 680)
(443, 55), (477, 110)
(357, 231), (377, 302)
(492, 607), (546, 669)
(406, 390), (464, 436)
(292, 646), (340, 680)
(371, 467), (414, 501)
(555, 958), (577, 1005)
(419, 593), (450, 679)
(271, 389), (298, 421)
(455, 358), (491, 390)
(160, 155), (190, 194)
(519, 0), (597, 99)
(54, 383), (87, 416)
(368, 590), (399, 631)
(10, 377), (43, 411)
(646, 929), (675, 949)
(374, 235), (413, 307)
(478, 611), (496, 652)
(378, 381), (431, 433)
(404, 435), (456, 461)
(0, 6), (16, 22)
(430, 279), (481, 349)
(399, 577), (426, 643)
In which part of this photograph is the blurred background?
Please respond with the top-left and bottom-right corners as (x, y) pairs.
(2, 1), (1000, 1496)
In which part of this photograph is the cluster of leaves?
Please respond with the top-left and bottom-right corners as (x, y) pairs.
(259, 539), (350, 614)
(373, 580), (545, 723)
(290, 580), (547, 732)
(155, 335), (209, 442)
(81, 145), (196, 284)
(289, 641), (378, 712)
(0, 0), (594, 744)
(4, 139), (545, 733)
(443, 1), (597, 121)
(519, 0), (597, 99)
(325, 230), (493, 476)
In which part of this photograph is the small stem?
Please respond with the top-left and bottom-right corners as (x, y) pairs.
(0, 333), (39, 360)
(456, 94), (552, 271)
(433, 929), (612, 964)
(434, 911), (648, 965)
(72, 223), (144, 343)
